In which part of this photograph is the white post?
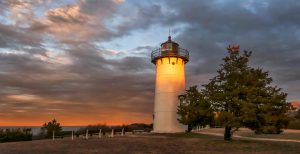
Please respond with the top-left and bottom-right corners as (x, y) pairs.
(72, 130), (74, 140)
(52, 131), (55, 141)
(98, 129), (102, 138)
(111, 129), (114, 138)
(86, 129), (89, 140)
(121, 128), (124, 136)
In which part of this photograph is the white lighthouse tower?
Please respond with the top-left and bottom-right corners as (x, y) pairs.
(151, 36), (189, 133)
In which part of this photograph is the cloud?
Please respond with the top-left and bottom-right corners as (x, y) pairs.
(0, 0), (299, 125)
(158, 0), (300, 100)
(0, 23), (42, 48)
(43, 4), (111, 43)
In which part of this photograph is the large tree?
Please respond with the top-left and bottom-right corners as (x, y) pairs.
(203, 45), (292, 140)
(177, 86), (214, 132)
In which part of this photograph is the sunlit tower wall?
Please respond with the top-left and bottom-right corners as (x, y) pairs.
(151, 36), (189, 133)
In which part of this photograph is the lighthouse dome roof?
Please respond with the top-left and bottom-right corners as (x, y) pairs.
(161, 36), (179, 46)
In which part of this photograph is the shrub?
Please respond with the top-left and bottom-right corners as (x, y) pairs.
(0, 128), (32, 143)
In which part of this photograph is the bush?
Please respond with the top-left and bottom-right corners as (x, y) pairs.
(0, 128), (32, 143)
(255, 126), (282, 134)
(287, 110), (300, 129)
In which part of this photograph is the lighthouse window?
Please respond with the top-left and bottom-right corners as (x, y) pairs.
(161, 43), (172, 52)
(167, 43), (172, 50)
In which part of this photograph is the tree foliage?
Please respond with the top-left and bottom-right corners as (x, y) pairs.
(40, 119), (62, 138)
(288, 109), (300, 129)
(203, 46), (292, 140)
(177, 86), (214, 132)
(0, 128), (32, 142)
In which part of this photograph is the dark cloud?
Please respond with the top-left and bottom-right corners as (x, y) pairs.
(79, 0), (117, 16)
(0, 23), (41, 48)
(157, 0), (300, 101)
(116, 4), (165, 33)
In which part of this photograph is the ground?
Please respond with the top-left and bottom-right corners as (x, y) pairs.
(0, 129), (299, 154)
(199, 128), (300, 140)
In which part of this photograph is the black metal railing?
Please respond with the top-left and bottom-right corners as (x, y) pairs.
(151, 48), (189, 64)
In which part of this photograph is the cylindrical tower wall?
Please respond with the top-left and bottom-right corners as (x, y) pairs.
(153, 57), (187, 132)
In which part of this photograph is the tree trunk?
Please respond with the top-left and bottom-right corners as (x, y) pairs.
(187, 125), (193, 133)
(224, 126), (232, 141)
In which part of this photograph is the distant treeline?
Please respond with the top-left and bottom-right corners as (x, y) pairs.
(75, 123), (153, 135)
(35, 119), (153, 139)
(0, 128), (32, 143)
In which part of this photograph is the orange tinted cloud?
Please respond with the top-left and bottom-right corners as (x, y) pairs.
(1, 93), (152, 126)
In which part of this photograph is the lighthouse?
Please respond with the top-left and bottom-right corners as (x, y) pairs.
(151, 36), (189, 133)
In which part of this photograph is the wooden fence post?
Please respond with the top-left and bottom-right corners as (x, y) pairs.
(99, 129), (102, 138)
(86, 129), (89, 140)
(72, 130), (74, 140)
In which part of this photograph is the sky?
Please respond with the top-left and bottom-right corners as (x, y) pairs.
(0, 0), (299, 126)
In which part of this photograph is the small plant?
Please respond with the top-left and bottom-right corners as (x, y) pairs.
(40, 119), (62, 138)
